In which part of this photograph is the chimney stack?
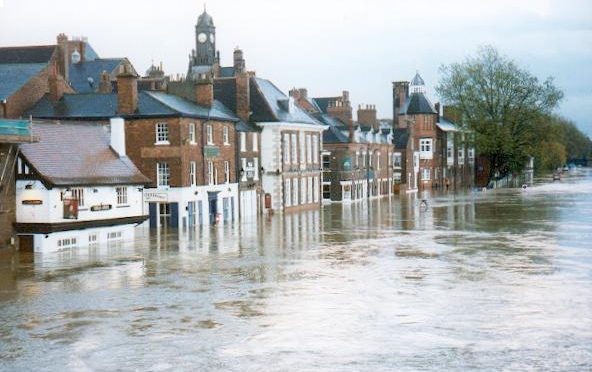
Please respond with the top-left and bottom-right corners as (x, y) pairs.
(357, 104), (378, 130)
(98, 70), (112, 94)
(195, 72), (214, 107)
(110, 117), (126, 157)
(116, 61), (138, 114)
(233, 48), (246, 74)
(235, 73), (250, 121)
(435, 102), (441, 122)
(48, 65), (66, 101)
(56, 33), (69, 82)
(393, 81), (410, 128)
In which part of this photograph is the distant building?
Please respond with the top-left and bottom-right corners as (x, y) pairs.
(392, 73), (474, 192)
(0, 119), (37, 249)
(0, 34), (135, 118)
(14, 120), (149, 252)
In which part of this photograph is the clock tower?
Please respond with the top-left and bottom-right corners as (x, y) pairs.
(189, 7), (216, 72)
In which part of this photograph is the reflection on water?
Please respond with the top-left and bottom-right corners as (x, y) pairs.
(1, 170), (592, 371)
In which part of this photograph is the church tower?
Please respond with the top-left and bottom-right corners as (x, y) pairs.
(189, 7), (216, 72)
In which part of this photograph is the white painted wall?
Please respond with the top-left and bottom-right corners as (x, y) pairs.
(16, 180), (144, 223)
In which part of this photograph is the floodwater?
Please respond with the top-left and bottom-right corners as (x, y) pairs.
(1, 170), (591, 372)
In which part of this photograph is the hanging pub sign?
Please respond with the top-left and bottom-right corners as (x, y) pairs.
(63, 198), (79, 220)
(90, 204), (112, 212)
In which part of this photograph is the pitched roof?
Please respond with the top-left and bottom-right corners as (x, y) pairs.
(400, 92), (437, 115)
(250, 77), (320, 125)
(410, 72), (425, 86)
(393, 128), (410, 148)
(0, 45), (56, 64)
(28, 91), (238, 122)
(0, 63), (47, 100)
(19, 122), (149, 187)
(68, 58), (124, 93)
(311, 97), (337, 114)
(213, 78), (237, 113)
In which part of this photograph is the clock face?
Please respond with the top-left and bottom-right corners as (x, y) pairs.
(198, 33), (207, 43)
(209, 34), (215, 43)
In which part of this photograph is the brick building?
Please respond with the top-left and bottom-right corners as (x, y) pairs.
(28, 61), (241, 228)
(0, 34), (133, 119)
(392, 73), (474, 192)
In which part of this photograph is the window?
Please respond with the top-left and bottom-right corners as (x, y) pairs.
(71, 188), (85, 207)
(293, 178), (299, 205)
(223, 127), (229, 145)
(189, 123), (196, 144)
(301, 178), (306, 204)
(323, 184), (331, 200)
(419, 138), (433, 159)
(224, 161), (230, 183)
(307, 177), (313, 203)
(107, 231), (122, 240)
(88, 233), (98, 246)
(306, 134), (312, 164)
(207, 125), (213, 145)
(369, 152), (373, 167)
(312, 135), (319, 164)
(299, 132), (305, 165)
(376, 152), (381, 170)
(362, 152), (367, 167)
(468, 147), (475, 162)
(116, 187), (128, 205)
(57, 237), (77, 249)
(284, 178), (292, 207)
(253, 158), (259, 181)
(157, 162), (170, 187)
(394, 172), (402, 183)
(190, 161), (196, 186)
(241, 158), (247, 181)
(283, 133), (291, 164)
(291, 134), (298, 164)
(393, 153), (402, 168)
(240, 132), (247, 152)
(458, 147), (465, 165)
(252, 133), (258, 152)
(156, 123), (169, 144)
(208, 161), (214, 185)
(313, 176), (319, 203)
(422, 168), (431, 181)
(322, 154), (330, 169)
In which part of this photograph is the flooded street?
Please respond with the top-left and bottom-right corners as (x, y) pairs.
(1, 170), (591, 371)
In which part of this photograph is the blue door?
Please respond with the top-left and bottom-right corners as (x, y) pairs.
(170, 203), (179, 228)
(149, 203), (157, 228)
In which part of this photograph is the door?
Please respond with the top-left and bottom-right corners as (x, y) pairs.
(187, 201), (196, 227)
(149, 203), (157, 228)
(19, 235), (34, 252)
(223, 197), (229, 222)
(170, 203), (179, 228)
(208, 192), (219, 224)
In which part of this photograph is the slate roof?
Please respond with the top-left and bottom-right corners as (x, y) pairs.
(400, 92), (437, 115)
(0, 63), (47, 100)
(0, 45), (56, 64)
(28, 91), (238, 122)
(436, 117), (458, 132)
(235, 120), (259, 132)
(311, 97), (332, 114)
(250, 77), (321, 125)
(19, 122), (150, 187)
(197, 10), (214, 26)
(410, 72), (425, 86)
(68, 58), (124, 93)
(213, 78), (237, 113)
(393, 128), (410, 149)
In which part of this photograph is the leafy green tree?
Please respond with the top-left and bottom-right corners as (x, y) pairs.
(436, 46), (563, 180)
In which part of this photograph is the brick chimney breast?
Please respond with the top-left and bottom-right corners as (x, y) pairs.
(195, 72), (213, 108)
(116, 62), (138, 114)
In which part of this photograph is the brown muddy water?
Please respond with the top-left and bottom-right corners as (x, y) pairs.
(0, 170), (591, 371)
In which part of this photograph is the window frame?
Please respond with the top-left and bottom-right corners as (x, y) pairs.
(116, 186), (128, 205)
(157, 162), (170, 188)
(188, 123), (196, 144)
(206, 124), (213, 145)
(155, 122), (169, 144)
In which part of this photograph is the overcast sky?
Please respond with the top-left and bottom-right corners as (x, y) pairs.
(1, 0), (591, 135)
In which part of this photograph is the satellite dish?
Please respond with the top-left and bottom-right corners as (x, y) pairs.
(87, 77), (94, 87)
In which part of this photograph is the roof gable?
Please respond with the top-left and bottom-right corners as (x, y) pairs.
(0, 63), (47, 100)
(401, 92), (437, 115)
(68, 58), (124, 93)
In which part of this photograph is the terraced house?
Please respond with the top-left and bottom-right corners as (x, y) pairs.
(28, 61), (241, 228)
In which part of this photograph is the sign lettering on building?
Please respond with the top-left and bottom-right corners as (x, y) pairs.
(204, 146), (220, 158)
(144, 190), (169, 202)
